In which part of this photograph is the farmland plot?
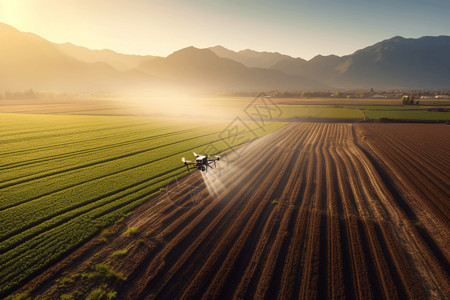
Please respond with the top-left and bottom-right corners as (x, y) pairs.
(0, 112), (285, 296)
(14, 122), (449, 299)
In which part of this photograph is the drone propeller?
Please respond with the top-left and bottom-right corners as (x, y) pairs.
(182, 157), (191, 164)
(193, 152), (199, 157)
(215, 155), (220, 161)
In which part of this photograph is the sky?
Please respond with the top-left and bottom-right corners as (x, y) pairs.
(0, 0), (449, 60)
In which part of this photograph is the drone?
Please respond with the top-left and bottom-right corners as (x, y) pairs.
(182, 152), (220, 172)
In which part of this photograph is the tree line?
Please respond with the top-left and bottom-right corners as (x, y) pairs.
(217, 89), (450, 99)
(0, 89), (116, 100)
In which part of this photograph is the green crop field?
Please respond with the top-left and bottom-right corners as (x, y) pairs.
(277, 104), (450, 121)
(0, 112), (286, 295)
(278, 105), (365, 119)
(364, 109), (450, 120)
(1, 96), (448, 296)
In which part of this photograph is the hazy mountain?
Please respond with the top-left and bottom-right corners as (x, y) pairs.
(1, 22), (449, 92)
(272, 55), (344, 83)
(333, 36), (450, 89)
(209, 46), (292, 68)
(56, 43), (158, 71)
(0, 22), (327, 92)
(0, 23), (152, 92)
(271, 36), (450, 89)
(137, 46), (329, 91)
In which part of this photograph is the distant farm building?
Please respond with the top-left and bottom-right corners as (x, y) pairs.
(435, 95), (450, 99)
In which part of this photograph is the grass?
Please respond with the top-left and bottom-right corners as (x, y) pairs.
(0, 112), (285, 296)
(110, 248), (128, 257)
(99, 228), (119, 243)
(86, 286), (117, 300)
(56, 277), (76, 290)
(123, 226), (139, 237)
(277, 105), (365, 119)
(365, 110), (450, 120)
(60, 292), (83, 300)
(53, 264), (122, 299)
(5, 290), (31, 300)
(70, 263), (125, 282)
(274, 104), (450, 121)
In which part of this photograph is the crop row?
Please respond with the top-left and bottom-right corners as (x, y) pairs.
(1, 126), (220, 183)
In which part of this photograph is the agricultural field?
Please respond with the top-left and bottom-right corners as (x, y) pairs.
(275, 104), (450, 121)
(0, 111), (285, 296)
(2, 97), (449, 121)
(10, 122), (449, 299)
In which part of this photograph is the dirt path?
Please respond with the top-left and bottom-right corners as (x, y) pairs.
(13, 123), (449, 299)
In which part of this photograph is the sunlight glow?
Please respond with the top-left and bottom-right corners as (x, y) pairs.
(0, 1), (23, 26)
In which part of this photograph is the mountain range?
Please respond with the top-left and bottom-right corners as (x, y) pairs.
(1, 22), (449, 92)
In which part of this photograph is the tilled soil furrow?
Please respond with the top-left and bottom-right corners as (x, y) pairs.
(129, 125), (300, 299)
(212, 128), (308, 299)
(298, 130), (325, 299)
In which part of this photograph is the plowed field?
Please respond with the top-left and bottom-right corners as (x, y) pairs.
(14, 123), (449, 299)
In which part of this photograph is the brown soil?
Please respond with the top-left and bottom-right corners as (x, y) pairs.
(12, 123), (449, 299)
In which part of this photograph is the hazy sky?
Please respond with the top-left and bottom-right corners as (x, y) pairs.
(1, 0), (449, 59)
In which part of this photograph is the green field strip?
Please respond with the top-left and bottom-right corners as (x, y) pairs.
(0, 122), (150, 155)
(287, 105), (439, 110)
(0, 165), (185, 254)
(68, 108), (146, 115)
(0, 174), (177, 289)
(0, 114), (182, 144)
(2, 125), (217, 176)
(0, 167), (192, 293)
(0, 215), (118, 294)
(0, 113), (134, 134)
(365, 110), (450, 120)
(0, 137), (217, 214)
(1, 121), (154, 144)
(355, 105), (444, 110)
(1, 126), (205, 170)
(0, 120), (173, 158)
(274, 104), (450, 119)
(276, 105), (365, 119)
(0, 127), (225, 188)
(0, 143), (211, 237)
(0, 117), (222, 158)
(0, 116), (129, 138)
(0, 125), (247, 225)
(1, 161), (198, 269)
(0, 121), (262, 222)
(1, 121), (282, 196)
(55, 106), (132, 114)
